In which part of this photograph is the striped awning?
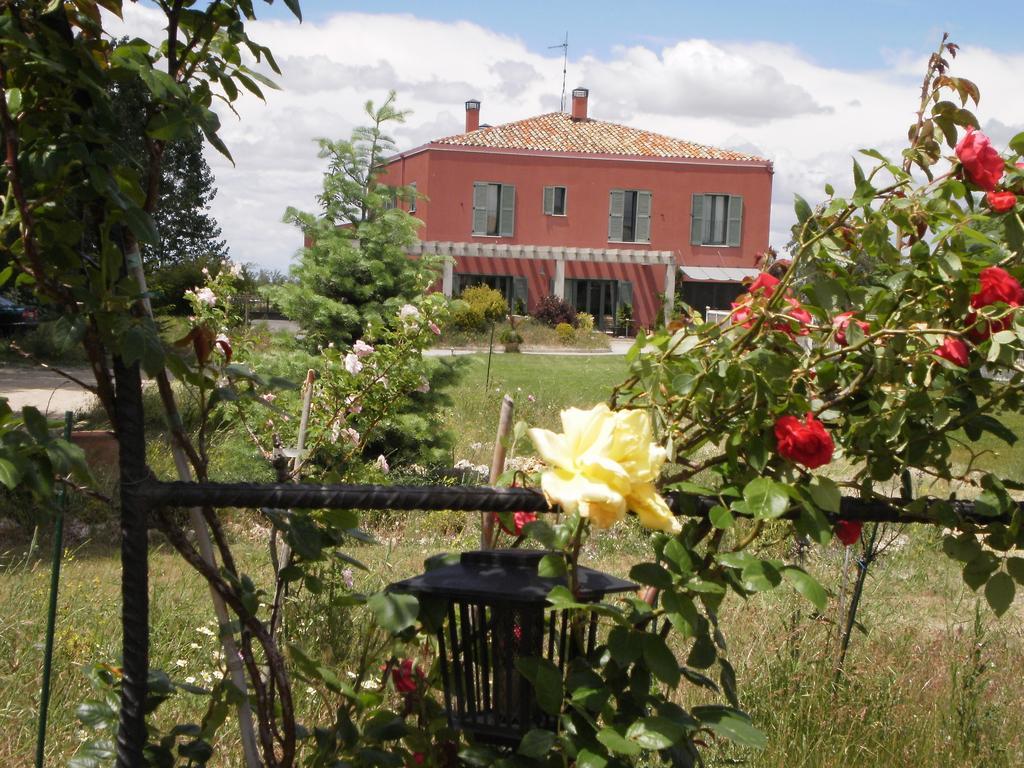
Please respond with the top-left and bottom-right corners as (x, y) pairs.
(679, 265), (760, 282)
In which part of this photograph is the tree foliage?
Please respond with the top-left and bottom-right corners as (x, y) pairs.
(272, 93), (433, 349)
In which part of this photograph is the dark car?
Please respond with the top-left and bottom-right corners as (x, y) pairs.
(0, 296), (39, 334)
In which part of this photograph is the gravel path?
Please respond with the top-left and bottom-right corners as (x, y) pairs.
(0, 364), (97, 417)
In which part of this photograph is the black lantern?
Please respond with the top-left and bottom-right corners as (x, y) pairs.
(389, 549), (634, 746)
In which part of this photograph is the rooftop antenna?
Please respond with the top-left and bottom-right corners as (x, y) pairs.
(549, 32), (568, 111)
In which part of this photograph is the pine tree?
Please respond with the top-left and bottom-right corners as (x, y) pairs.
(273, 92), (434, 348)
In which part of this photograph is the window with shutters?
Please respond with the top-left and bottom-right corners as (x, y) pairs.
(543, 186), (567, 216)
(690, 193), (743, 247)
(608, 189), (651, 243)
(472, 182), (516, 237)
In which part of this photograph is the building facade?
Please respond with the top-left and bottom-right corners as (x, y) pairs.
(380, 89), (773, 329)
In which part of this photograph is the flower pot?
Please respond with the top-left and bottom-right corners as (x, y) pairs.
(71, 430), (119, 476)
(503, 342), (521, 353)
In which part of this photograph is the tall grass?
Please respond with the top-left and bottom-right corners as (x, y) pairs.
(2, 519), (1021, 767)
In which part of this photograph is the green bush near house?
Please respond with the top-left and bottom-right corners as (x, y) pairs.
(555, 322), (576, 345)
(449, 284), (507, 331)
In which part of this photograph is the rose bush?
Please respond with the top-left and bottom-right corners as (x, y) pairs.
(483, 37), (1024, 767)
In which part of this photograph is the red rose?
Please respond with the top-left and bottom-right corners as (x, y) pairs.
(965, 312), (1013, 343)
(831, 311), (869, 346)
(774, 413), (834, 469)
(834, 520), (863, 546)
(747, 272), (780, 297)
(494, 510), (537, 536)
(730, 298), (755, 328)
(986, 190), (1017, 213)
(955, 128), (1005, 192)
(391, 659), (422, 694)
(971, 266), (1024, 309)
(934, 336), (969, 367)
(775, 297), (812, 336)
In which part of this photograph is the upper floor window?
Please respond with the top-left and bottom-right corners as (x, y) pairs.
(691, 193), (743, 246)
(472, 182), (516, 237)
(608, 189), (652, 243)
(409, 181), (417, 213)
(543, 186), (567, 216)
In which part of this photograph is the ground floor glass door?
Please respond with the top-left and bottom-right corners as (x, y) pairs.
(569, 279), (618, 330)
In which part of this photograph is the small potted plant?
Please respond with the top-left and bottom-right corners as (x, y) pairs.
(499, 326), (523, 353)
(616, 302), (633, 337)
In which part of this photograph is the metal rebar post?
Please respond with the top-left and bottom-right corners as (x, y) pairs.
(114, 358), (149, 768)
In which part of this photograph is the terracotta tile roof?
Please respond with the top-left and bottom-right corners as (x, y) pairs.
(433, 111), (766, 162)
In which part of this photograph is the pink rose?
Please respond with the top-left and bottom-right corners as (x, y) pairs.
(955, 128), (1004, 191)
(353, 339), (375, 357)
(344, 353), (363, 375)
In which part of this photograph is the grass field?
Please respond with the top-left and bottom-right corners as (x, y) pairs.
(2, 352), (1024, 766)
(3, 521), (1022, 767)
(435, 352), (629, 465)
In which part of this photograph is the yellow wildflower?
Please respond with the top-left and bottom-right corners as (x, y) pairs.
(528, 404), (680, 533)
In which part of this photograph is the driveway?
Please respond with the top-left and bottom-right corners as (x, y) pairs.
(0, 365), (97, 417)
(425, 337), (636, 357)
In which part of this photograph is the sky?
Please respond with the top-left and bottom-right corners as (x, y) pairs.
(109, 2), (1024, 273)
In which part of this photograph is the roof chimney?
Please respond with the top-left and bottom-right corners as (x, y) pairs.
(465, 99), (480, 132)
(571, 87), (589, 120)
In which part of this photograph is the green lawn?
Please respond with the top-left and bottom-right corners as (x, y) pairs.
(435, 352), (628, 465)
(2, 522), (1022, 767)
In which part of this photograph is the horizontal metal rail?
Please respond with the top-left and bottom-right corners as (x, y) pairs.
(138, 479), (1013, 526)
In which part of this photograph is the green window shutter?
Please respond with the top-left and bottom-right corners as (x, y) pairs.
(565, 278), (577, 306)
(726, 195), (743, 247)
(543, 186), (554, 215)
(499, 184), (516, 237)
(635, 191), (652, 243)
(691, 193), (705, 245)
(452, 273), (462, 296)
(608, 189), (625, 241)
(472, 182), (488, 235)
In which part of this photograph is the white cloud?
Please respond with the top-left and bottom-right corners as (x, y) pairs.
(108, 8), (1024, 272)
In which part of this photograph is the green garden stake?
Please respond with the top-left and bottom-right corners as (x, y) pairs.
(485, 322), (495, 389)
(35, 411), (73, 768)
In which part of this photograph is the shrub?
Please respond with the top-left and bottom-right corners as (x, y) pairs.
(534, 295), (577, 327)
(459, 284), (508, 327)
(499, 327), (523, 345)
(448, 299), (485, 331)
(555, 322), (576, 345)
(576, 312), (595, 332)
(512, 297), (527, 315)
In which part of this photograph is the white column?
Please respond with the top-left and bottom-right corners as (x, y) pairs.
(442, 255), (454, 298)
(554, 259), (566, 299)
(663, 260), (676, 326)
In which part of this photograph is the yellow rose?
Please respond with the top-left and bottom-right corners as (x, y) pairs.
(528, 404), (681, 534)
